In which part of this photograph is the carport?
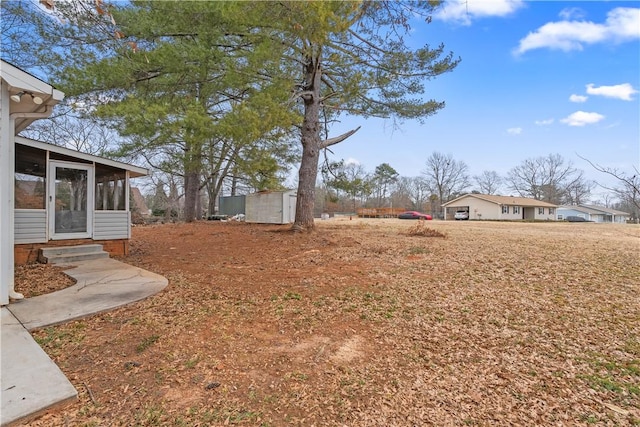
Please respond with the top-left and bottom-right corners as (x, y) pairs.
(444, 205), (469, 220)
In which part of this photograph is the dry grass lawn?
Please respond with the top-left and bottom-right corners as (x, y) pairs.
(16, 219), (640, 426)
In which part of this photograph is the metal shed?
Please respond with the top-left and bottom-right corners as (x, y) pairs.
(245, 190), (297, 224)
(218, 194), (246, 216)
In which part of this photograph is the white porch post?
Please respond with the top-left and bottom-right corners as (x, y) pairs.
(0, 80), (18, 305)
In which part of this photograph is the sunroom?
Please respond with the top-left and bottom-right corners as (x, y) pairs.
(1, 59), (147, 305)
(13, 136), (147, 264)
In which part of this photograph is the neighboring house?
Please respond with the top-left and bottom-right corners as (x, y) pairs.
(557, 205), (630, 223)
(1, 60), (148, 305)
(442, 194), (557, 221)
(130, 186), (151, 216)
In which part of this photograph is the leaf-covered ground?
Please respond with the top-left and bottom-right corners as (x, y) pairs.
(16, 219), (640, 426)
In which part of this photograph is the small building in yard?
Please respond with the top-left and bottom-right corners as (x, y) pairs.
(218, 194), (246, 217)
(442, 194), (557, 221)
(1, 60), (147, 305)
(245, 190), (297, 224)
(557, 205), (630, 223)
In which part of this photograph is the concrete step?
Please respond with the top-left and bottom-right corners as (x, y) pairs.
(39, 245), (109, 264)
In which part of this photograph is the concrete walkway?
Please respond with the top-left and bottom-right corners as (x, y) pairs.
(1, 258), (167, 426)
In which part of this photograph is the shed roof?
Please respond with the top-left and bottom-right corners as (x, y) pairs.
(442, 194), (558, 208)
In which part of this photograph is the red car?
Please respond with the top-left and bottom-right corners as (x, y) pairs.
(398, 211), (432, 220)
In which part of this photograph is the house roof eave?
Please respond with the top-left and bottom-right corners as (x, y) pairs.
(2, 60), (65, 133)
(441, 193), (558, 208)
(16, 136), (148, 178)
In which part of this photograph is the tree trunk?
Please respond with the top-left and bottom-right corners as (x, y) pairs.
(231, 173), (238, 196)
(183, 170), (199, 222)
(294, 105), (321, 231)
(206, 176), (217, 216)
(195, 186), (202, 219)
(293, 55), (322, 232)
(183, 142), (202, 223)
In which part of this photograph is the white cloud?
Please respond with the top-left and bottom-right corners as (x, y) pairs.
(434, 0), (525, 25)
(586, 83), (638, 101)
(507, 127), (522, 135)
(514, 7), (640, 55)
(344, 158), (360, 166)
(535, 118), (554, 126)
(559, 7), (586, 21)
(569, 94), (588, 103)
(560, 111), (605, 127)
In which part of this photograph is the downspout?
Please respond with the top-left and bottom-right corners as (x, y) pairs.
(7, 107), (53, 300)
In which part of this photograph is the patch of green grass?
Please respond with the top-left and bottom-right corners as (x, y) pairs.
(136, 334), (160, 353)
(623, 339), (640, 356)
(199, 408), (260, 424)
(231, 410), (259, 422)
(34, 323), (86, 349)
(580, 414), (599, 424)
(283, 292), (302, 301)
(287, 371), (308, 381)
(134, 404), (165, 425)
(185, 356), (200, 369)
(408, 246), (429, 255)
(581, 374), (623, 392)
(581, 352), (640, 397)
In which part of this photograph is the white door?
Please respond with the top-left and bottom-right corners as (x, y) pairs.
(49, 161), (93, 240)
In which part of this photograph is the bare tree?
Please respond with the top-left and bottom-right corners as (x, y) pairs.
(422, 152), (470, 217)
(579, 155), (639, 220)
(20, 109), (116, 156)
(473, 170), (503, 195)
(393, 176), (430, 212)
(562, 170), (595, 205)
(592, 193), (616, 209)
(506, 154), (590, 204)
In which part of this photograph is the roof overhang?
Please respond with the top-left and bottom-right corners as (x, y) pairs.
(15, 136), (148, 178)
(1, 60), (64, 132)
(442, 193), (558, 208)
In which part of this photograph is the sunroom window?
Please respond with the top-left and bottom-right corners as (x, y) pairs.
(95, 165), (126, 210)
(14, 144), (46, 209)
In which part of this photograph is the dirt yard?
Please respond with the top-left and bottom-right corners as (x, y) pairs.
(16, 219), (640, 426)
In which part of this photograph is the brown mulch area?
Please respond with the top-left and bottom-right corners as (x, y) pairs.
(18, 219), (640, 426)
(14, 263), (76, 298)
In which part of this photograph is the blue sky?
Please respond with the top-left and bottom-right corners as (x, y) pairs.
(323, 1), (640, 200)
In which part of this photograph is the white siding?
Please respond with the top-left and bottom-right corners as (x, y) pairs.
(446, 196), (557, 221)
(534, 207), (556, 221)
(93, 211), (130, 239)
(14, 209), (47, 243)
(466, 198), (501, 220)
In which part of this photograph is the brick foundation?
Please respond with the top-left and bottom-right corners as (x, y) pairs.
(15, 239), (129, 264)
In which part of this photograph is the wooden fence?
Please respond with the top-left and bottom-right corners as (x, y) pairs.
(356, 207), (406, 218)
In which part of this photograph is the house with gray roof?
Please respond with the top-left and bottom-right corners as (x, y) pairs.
(557, 205), (630, 223)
